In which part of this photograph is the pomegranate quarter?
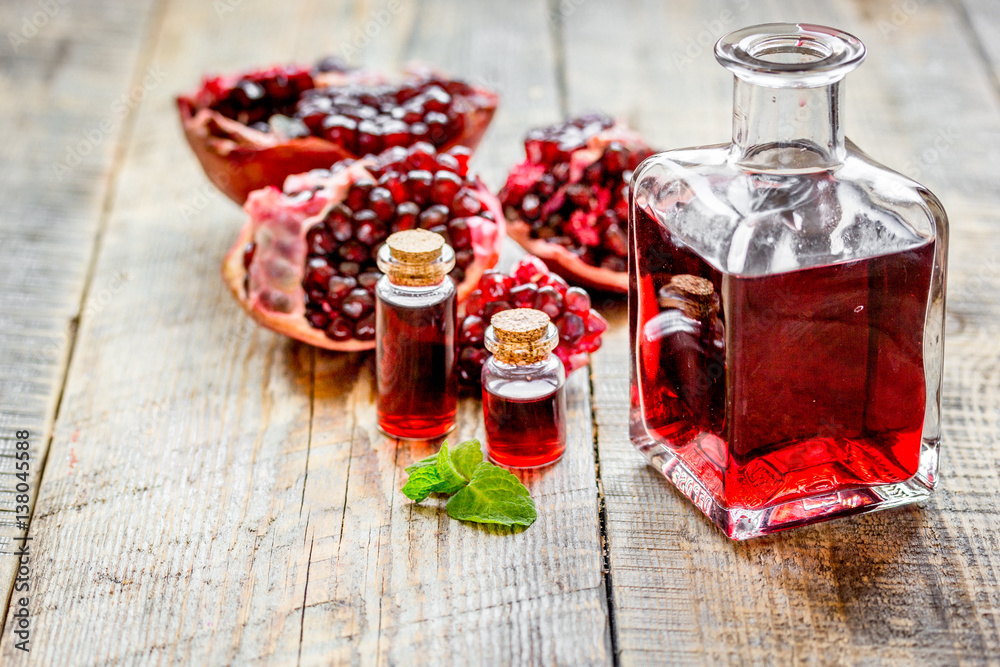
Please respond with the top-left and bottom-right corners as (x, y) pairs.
(179, 58), (498, 203)
(223, 144), (505, 352)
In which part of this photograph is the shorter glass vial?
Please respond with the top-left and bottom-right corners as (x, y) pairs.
(375, 229), (457, 439)
(482, 308), (567, 468)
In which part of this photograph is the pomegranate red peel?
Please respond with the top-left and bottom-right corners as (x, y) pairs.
(505, 223), (629, 292)
(500, 115), (654, 294)
(179, 60), (499, 204)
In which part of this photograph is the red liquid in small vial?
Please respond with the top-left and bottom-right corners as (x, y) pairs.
(484, 382), (566, 468)
(377, 294), (456, 439)
(631, 204), (934, 510)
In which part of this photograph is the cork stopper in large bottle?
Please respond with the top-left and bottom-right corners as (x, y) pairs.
(485, 308), (559, 365)
(377, 229), (455, 286)
(658, 274), (717, 320)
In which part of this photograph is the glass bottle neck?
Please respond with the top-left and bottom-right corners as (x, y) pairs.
(731, 77), (845, 172)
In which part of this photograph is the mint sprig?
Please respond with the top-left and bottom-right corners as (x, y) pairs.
(400, 439), (537, 529)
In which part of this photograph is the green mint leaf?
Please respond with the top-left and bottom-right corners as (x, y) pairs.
(434, 443), (469, 495)
(401, 465), (445, 503)
(446, 462), (537, 527)
(449, 439), (484, 480)
(405, 453), (438, 474)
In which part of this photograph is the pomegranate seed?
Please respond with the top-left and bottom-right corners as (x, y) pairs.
(381, 119), (410, 148)
(585, 311), (608, 336)
(307, 309), (330, 329)
(346, 178), (375, 210)
(355, 220), (382, 246)
(338, 240), (369, 263)
(464, 289), (485, 317)
(407, 169), (433, 205)
(357, 120), (384, 154)
(432, 171), (463, 206)
(447, 218), (471, 249)
(447, 146), (472, 176)
(358, 271), (382, 289)
(564, 287), (591, 314)
(451, 190), (482, 217)
(406, 142), (437, 170)
(556, 312), (585, 345)
(341, 288), (374, 320)
(394, 201), (420, 230)
(409, 121), (430, 143)
(603, 223), (627, 257)
(542, 273), (569, 295)
(458, 346), (489, 383)
(321, 115), (358, 151)
(354, 314), (376, 340)
(328, 276), (357, 301)
(367, 187), (395, 221)
(418, 204), (449, 229)
(454, 248), (474, 268)
(424, 111), (449, 145)
(305, 257), (335, 290)
(326, 204), (353, 242)
(478, 271), (511, 302)
(534, 285), (563, 318)
(422, 85), (451, 113)
(483, 300), (512, 321)
(510, 283), (538, 308)
(513, 256), (547, 283)
(325, 315), (354, 341)
(307, 225), (335, 255)
(458, 315), (486, 344)
(378, 172), (408, 202)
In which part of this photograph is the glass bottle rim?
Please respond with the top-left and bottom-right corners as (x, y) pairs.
(715, 23), (866, 89)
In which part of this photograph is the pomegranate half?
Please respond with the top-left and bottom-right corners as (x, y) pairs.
(223, 144), (505, 352)
(499, 114), (653, 293)
(179, 57), (499, 204)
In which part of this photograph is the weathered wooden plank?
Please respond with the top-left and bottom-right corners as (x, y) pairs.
(0, 0), (611, 664)
(298, 0), (610, 664)
(0, 0), (162, 623)
(564, 0), (1000, 664)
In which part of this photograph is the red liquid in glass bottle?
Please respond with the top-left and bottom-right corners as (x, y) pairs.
(483, 309), (567, 468)
(629, 24), (948, 539)
(484, 383), (566, 468)
(376, 230), (457, 439)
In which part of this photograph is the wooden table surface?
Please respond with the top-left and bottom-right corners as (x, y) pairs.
(2, 0), (999, 664)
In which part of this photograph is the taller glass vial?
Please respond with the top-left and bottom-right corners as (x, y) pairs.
(376, 229), (458, 439)
(629, 24), (948, 539)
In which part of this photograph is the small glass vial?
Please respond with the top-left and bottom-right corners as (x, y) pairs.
(629, 23), (948, 539)
(482, 308), (567, 468)
(375, 229), (457, 439)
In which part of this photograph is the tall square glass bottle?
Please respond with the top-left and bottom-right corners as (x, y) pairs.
(629, 24), (948, 539)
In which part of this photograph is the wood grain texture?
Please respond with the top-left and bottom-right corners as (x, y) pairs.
(0, 0), (162, 617)
(568, 0), (1000, 665)
(0, 0), (610, 664)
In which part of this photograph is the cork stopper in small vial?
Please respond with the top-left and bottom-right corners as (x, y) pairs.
(485, 308), (559, 365)
(377, 229), (455, 286)
(658, 274), (716, 320)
